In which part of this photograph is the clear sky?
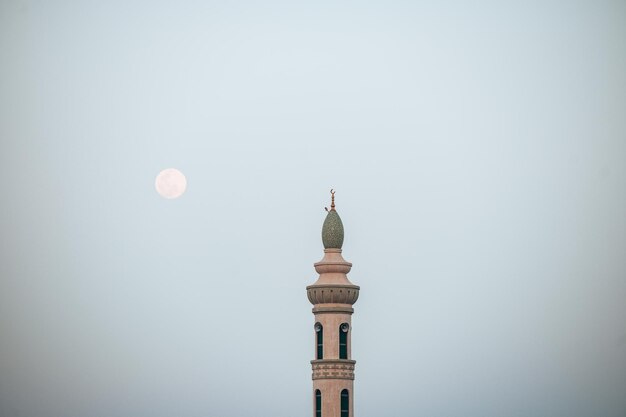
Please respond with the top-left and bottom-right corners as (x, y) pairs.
(0, 1), (625, 416)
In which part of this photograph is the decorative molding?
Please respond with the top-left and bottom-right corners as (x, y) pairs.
(310, 359), (356, 381)
(307, 285), (360, 305)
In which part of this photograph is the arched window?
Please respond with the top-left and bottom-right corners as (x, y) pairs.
(315, 322), (323, 359)
(341, 389), (349, 417)
(315, 389), (322, 417)
(339, 323), (349, 359)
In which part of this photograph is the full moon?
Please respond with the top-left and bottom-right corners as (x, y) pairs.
(155, 168), (187, 199)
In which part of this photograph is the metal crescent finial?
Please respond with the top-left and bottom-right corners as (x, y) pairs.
(330, 189), (336, 211)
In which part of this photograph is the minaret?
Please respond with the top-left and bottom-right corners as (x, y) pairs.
(307, 190), (360, 417)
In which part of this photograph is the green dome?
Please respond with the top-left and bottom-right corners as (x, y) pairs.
(322, 210), (344, 249)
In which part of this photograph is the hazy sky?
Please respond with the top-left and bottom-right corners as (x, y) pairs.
(1, 1), (625, 416)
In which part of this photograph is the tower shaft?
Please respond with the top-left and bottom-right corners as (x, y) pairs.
(308, 243), (359, 417)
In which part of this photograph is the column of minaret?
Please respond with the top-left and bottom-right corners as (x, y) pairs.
(307, 190), (359, 417)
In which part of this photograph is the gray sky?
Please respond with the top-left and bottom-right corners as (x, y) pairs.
(1, 1), (625, 416)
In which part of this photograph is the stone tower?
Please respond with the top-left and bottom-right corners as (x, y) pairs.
(307, 190), (360, 417)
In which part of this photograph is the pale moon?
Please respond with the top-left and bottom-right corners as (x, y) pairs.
(155, 168), (187, 199)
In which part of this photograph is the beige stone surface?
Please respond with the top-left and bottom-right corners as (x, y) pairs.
(308, 248), (358, 417)
(313, 379), (354, 417)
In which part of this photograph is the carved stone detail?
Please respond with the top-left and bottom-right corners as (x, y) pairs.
(311, 359), (356, 380)
(306, 285), (360, 305)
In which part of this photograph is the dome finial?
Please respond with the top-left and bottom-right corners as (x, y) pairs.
(322, 189), (344, 249)
(324, 189), (337, 212)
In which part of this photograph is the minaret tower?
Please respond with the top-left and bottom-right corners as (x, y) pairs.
(307, 190), (360, 417)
